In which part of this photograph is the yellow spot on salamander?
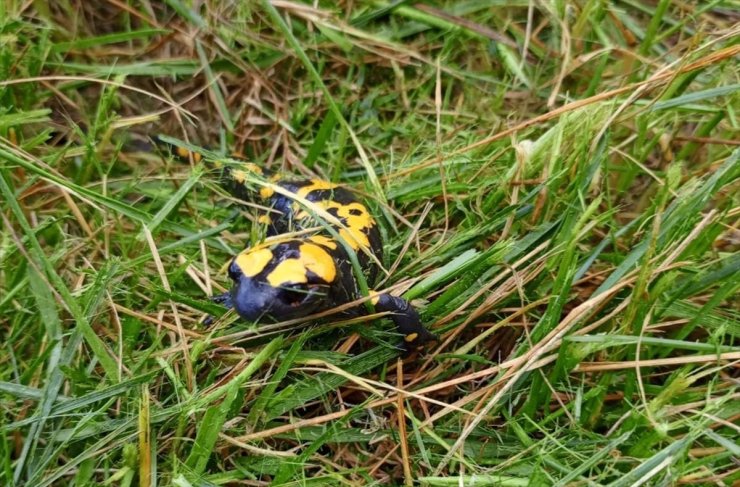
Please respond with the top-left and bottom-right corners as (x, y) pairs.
(339, 228), (369, 250)
(294, 200), (375, 251)
(234, 248), (273, 277)
(308, 235), (338, 250)
(337, 202), (374, 229)
(231, 169), (247, 184)
(258, 215), (272, 225)
(293, 209), (309, 220)
(264, 243), (337, 286)
(267, 259), (308, 287)
(404, 333), (419, 343)
(369, 291), (380, 306)
(299, 243), (336, 283)
(175, 147), (202, 162)
(231, 164), (264, 185)
(335, 202), (375, 250)
(242, 163), (263, 175)
(259, 186), (275, 199)
(297, 179), (338, 198)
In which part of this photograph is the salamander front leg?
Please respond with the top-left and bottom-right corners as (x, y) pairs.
(211, 291), (233, 308)
(203, 291), (233, 326)
(371, 292), (437, 352)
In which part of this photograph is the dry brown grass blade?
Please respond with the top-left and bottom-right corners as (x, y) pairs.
(219, 433), (297, 457)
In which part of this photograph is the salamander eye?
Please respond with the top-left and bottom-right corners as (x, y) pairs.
(228, 261), (242, 281)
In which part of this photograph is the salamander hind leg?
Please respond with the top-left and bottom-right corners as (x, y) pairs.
(371, 292), (437, 352)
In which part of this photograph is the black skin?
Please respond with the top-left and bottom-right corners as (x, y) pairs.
(162, 143), (436, 351)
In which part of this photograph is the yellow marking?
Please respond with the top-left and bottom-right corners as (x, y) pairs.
(231, 169), (247, 184)
(231, 163), (264, 186)
(263, 242), (337, 286)
(267, 259), (308, 287)
(234, 248), (273, 277)
(336, 202), (374, 229)
(335, 202), (375, 249)
(404, 333), (419, 343)
(242, 163), (263, 175)
(369, 291), (380, 306)
(339, 228), (369, 250)
(259, 186), (275, 199)
(293, 200), (375, 251)
(296, 179), (338, 198)
(299, 243), (336, 282)
(309, 235), (338, 250)
(257, 215), (272, 225)
(174, 147), (202, 162)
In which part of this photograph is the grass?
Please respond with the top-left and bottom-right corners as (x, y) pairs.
(1, 1), (738, 485)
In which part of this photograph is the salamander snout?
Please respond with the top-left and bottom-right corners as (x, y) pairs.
(230, 274), (328, 322)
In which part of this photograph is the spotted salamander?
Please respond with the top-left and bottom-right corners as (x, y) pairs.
(166, 142), (436, 350)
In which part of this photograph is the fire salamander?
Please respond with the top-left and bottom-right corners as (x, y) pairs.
(165, 142), (436, 351)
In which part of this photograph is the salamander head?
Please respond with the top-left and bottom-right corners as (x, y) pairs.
(227, 241), (336, 321)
